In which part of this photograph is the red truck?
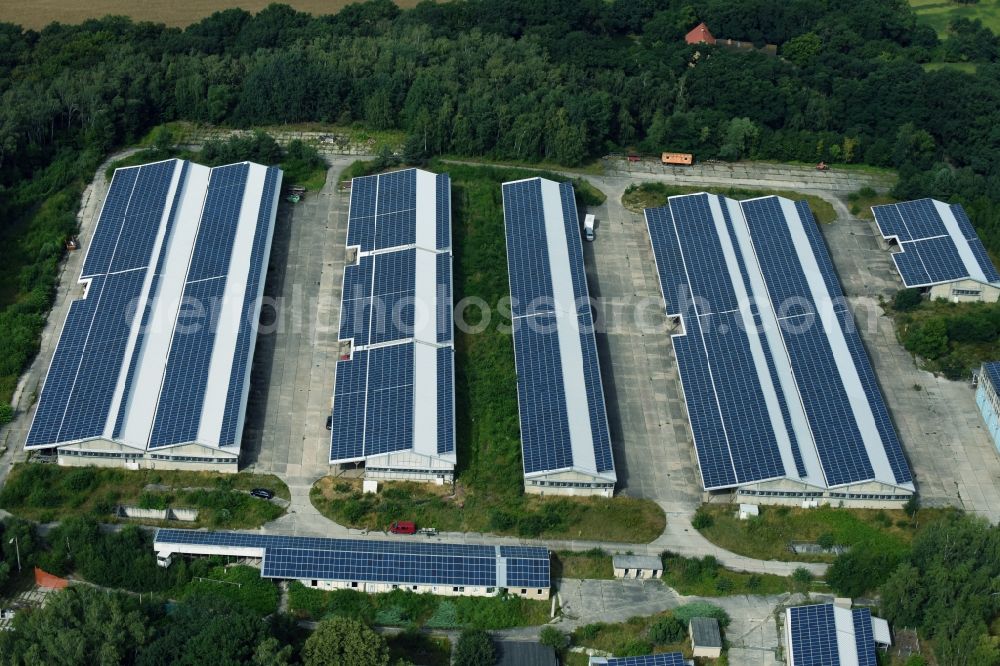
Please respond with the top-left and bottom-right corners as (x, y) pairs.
(389, 521), (416, 535)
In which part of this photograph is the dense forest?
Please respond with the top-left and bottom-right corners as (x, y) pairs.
(2, 0), (1000, 414)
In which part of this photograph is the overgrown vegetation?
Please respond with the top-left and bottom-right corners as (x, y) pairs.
(570, 604), (726, 659)
(660, 551), (796, 596)
(692, 504), (938, 563)
(847, 186), (896, 219)
(311, 478), (664, 543)
(621, 181), (837, 224)
(551, 549), (614, 580)
(890, 295), (1000, 379)
(287, 582), (549, 630)
(107, 128), (328, 189)
(0, 464), (287, 528)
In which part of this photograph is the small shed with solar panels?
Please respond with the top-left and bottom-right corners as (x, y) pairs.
(153, 528), (551, 600)
(784, 603), (890, 666)
(872, 199), (1000, 303)
(330, 168), (456, 483)
(25, 159), (281, 471)
(501, 178), (617, 497)
(589, 654), (688, 666)
(645, 193), (914, 507)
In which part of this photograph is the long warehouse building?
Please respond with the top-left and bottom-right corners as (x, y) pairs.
(502, 177), (616, 497)
(646, 193), (914, 507)
(330, 168), (456, 482)
(153, 528), (550, 600)
(26, 159), (282, 470)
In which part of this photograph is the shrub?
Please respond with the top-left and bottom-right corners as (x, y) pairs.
(649, 615), (685, 644)
(691, 509), (714, 529)
(426, 600), (460, 628)
(614, 638), (653, 656)
(817, 533), (836, 549)
(539, 626), (569, 650)
(715, 577), (733, 593)
(453, 628), (495, 666)
(674, 602), (731, 628)
(488, 509), (516, 532)
(792, 567), (813, 590)
(575, 623), (604, 640)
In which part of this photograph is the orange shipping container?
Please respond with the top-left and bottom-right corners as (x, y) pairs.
(661, 152), (693, 166)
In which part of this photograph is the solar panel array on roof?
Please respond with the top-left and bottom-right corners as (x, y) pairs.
(645, 193), (913, 494)
(331, 169), (455, 467)
(872, 199), (1000, 287)
(154, 529), (550, 590)
(26, 159), (282, 459)
(787, 604), (879, 666)
(597, 655), (686, 666)
(501, 178), (616, 486)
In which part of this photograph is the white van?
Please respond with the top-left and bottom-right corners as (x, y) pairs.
(583, 214), (595, 241)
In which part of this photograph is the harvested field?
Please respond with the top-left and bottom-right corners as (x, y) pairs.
(0, 0), (420, 30)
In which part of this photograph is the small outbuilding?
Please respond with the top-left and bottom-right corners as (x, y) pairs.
(685, 22), (716, 45)
(612, 554), (663, 579)
(738, 503), (759, 520)
(689, 617), (723, 659)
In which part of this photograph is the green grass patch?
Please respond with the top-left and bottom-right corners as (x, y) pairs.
(661, 551), (797, 596)
(287, 582), (549, 629)
(910, 0), (1000, 36)
(178, 564), (279, 616)
(551, 549), (614, 580)
(692, 504), (942, 563)
(621, 182), (837, 224)
(847, 187), (897, 220)
(571, 609), (695, 659)
(311, 479), (665, 543)
(440, 155), (606, 176)
(0, 464), (288, 529)
(922, 61), (978, 74)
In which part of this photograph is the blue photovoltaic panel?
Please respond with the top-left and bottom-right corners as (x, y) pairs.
(437, 253), (453, 343)
(672, 324), (737, 489)
(513, 314), (574, 474)
(185, 163), (249, 282)
(722, 200), (806, 478)
(789, 605), (840, 666)
(836, 310), (911, 484)
(503, 180), (555, 317)
(437, 348), (454, 455)
(58, 269), (147, 442)
(896, 198), (947, 239)
(578, 311), (614, 473)
(780, 321), (874, 486)
(559, 182), (590, 313)
(645, 206), (689, 315)
(370, 249), (416, 344)
(967, 238), (1000, 283)
(668, 194), (739, 315)
(364, 343), (414, 456)
(339, 256), (375, 346)
(263, 547), (496, 586)
(376, 168), (416, 216)
(741, 197), (818, 315)
(952, 203), (979, 238)
(872, 203), (910, 241)
(699, 311), (785, 482)
(330, 352), (369, 462)
(602, 655), (686, 666)
(82, 167), (140, 277)
(26, 285), (103, 446)
(375, 209), (417, 250)
(350, 175), (377, 218)
(436, 174), (451, 249)
(985, 361), (1000, 392)
(149, 277), (227, 447)
(852, 608), (878, 666)
(113, 161), (190, 439)
(505, 557), (550, 588)
(906, 236), (967, 283)
(108, 160), (175, 273)
(219, 166), (280, 446)
(892, 249), (931, 287)
(796, 200), (847, 304)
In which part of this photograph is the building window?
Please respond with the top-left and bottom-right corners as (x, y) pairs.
(952, 288), (981, 297)
(521, 589), (527, 594)
(351, 582), (358, 588)
(311, 580), (317, 587)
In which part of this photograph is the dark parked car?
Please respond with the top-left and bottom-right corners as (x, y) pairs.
(325, 415), (332, 431)
(250, 488), (274, 500)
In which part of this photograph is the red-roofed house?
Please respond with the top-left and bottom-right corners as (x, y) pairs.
(685, 22), (716, 45)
